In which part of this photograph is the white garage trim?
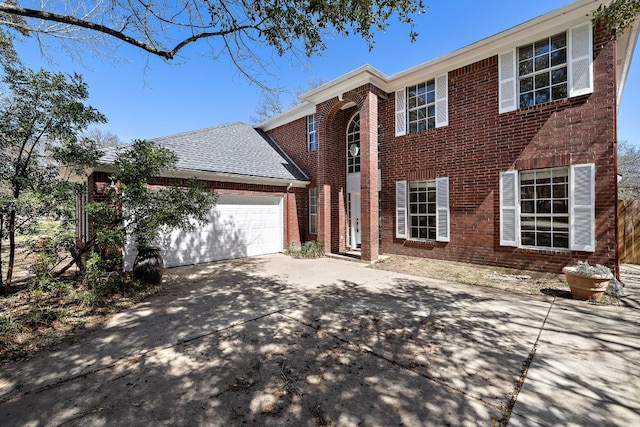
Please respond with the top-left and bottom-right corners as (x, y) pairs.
(124, 194), (284, 270)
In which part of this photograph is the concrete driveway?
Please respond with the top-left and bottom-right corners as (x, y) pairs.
(1, 254), (638, 426)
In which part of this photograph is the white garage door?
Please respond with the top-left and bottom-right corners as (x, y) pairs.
(124, 194), (284, 269)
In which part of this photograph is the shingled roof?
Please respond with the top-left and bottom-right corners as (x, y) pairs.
(101, 122), (309, 184)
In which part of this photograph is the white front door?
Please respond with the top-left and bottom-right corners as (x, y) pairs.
(349, 192), (361, 249)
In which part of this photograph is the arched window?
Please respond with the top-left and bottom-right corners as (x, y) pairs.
(346, 114), (360, 174)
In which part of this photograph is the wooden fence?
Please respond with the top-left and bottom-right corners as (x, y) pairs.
(619, 200), (640, 264)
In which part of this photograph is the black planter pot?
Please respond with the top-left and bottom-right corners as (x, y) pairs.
(133, 247), (164, 284)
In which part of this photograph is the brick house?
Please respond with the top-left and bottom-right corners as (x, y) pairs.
(83, 0), (638, 274)
(258, 0), (638, 274)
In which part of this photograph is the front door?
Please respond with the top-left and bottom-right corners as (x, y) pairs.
(349, 192), (361, 249)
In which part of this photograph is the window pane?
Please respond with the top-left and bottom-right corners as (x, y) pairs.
(538, 232), (552, 247)
(537, 217), (552, 231)
(551, 84), (568, 101)
(520, 77), (533, 93)
(551, 68), (567, 84)
(553, 216), (569, 230)
(534, 54), (549, 71)
(519, 45), (534, 61)
(519, 59), (534, 75)
(553, 234), (569, 248)
(552, 184), (567, 198)
(534, 88), (550, 105)
(428, 117), (435, 129)
(551, 48), (567, 67)
(551, 33), (567, 50)
(534, 72), (550, 89)
(521, 216), (535, 230)
(553, 201), (568, 214)
(537, 184), (551, 198)
(535, 39), (550, 56)
(522, 232), (536, 246)
(426, 90), (435, 104)
(521, 200), (535, 213)
(520, 93), (534, 108)
(537, 200), (552, 214)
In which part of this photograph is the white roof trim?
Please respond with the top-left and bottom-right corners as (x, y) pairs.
(257, 0), (638, 131)
(92, 166), (310, 188)
(257, 101), (315, 132)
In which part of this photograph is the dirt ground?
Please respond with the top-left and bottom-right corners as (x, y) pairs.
(373, 254), (571, 297)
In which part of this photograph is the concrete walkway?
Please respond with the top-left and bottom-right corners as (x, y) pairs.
(0, 254), (638, 426)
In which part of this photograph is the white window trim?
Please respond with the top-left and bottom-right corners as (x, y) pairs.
(499, 164), (595, 252)
(307, 114), (317, 152)
(498, 20), (593, 114)
(395, 72), (448, 136)
(396, 177), (450, 242)
(309, 187), (318, 235)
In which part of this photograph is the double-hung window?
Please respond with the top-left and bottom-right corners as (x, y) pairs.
(409, 180), (437, 240)
(395, 178), (449, 242)
(499, 22), (593, 114)
(519, 168), (569, 249)
(395, 73), (448, 136)
(307, 114), (317, 151)
(518, 33), (568, 108)
(500, 164), (595, 251)
(407, 80), (436, 134)
(309, 188), (318, 234)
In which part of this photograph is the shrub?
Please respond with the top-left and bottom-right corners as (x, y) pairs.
(287, 240), (324, 258)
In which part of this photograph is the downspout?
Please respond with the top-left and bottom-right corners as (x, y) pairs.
(286, 183), (293, 249)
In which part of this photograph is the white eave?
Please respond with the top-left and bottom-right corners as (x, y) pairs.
(90, 166), (310, 188)
(258, 0), (638, 132)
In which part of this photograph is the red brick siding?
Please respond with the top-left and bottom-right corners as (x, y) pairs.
(267, 24), (618, 274)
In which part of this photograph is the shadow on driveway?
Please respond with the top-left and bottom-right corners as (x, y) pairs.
(2, 254), (633, 426)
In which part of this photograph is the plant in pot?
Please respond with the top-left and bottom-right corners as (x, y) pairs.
(562, 261), (613, 301)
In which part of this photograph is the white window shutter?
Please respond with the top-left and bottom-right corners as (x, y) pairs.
(395, 88), (407, 137)
(435, 177), (450, 242)
(498, 49), (517, 114)
(435, 73), (449, 128)
(395, 180), (407, 238)
(500, 171), (519, 246)
(569, 22), (594, 97)
(570, 163), (595, 252)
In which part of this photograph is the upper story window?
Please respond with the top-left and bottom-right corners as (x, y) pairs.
(307, 114), (317, 151)
(395, 73), (448, 137)
(499, 22), (593, 114)
(408, 80), (436, 133)
(518, 33), (568, 108)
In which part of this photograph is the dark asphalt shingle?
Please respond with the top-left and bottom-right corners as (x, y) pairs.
(100, 122), (308, 182)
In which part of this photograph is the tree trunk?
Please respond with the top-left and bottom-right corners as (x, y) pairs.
(1, 216), (4, 295)
(4, 209), (16, 294)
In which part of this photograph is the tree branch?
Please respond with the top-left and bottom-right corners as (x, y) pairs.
(0, 3), (259, 60)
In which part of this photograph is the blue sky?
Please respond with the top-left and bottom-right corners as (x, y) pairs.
(13, 0), (640, 145)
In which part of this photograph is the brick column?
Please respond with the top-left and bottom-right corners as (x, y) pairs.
(360, 91), (379, 261)
(317, 184), (332, 254)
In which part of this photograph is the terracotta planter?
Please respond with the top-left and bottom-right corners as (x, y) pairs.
(562, 266), (611, 301)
